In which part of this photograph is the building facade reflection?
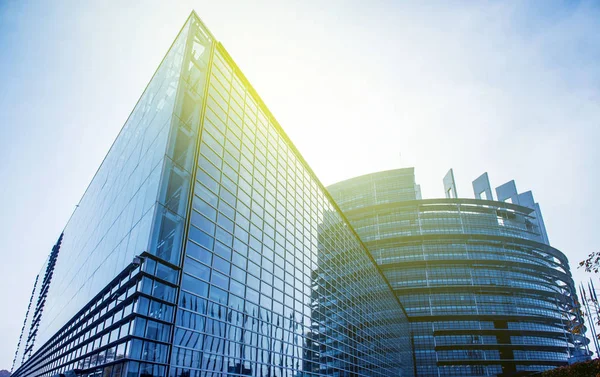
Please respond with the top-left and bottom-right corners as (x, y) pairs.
(12, 12), (413, 377)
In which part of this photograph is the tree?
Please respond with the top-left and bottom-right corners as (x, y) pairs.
(579, 252), (600, 342)
(580, 251), (600, 274)
(539, 359), (600, 376)
(0, 370), (11, 377)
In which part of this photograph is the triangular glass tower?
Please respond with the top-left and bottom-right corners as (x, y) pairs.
(12, 12), (414, 377)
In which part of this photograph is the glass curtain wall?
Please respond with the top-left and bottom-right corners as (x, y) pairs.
(13, 12), (414, 377)
(329, 170), (587, 377)
(170, 15), (413, 377)
(13, 16), (195, 372)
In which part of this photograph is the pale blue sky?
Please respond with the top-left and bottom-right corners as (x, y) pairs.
(1, 0), (599, 368)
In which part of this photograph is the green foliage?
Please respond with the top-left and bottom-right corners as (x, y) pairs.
(539, 359), (600, 377)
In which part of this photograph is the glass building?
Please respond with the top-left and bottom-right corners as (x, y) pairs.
(328, 168), (589, 377)
(11, 12), (413, 377)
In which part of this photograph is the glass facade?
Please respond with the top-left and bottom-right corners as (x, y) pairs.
(11, 252), (180, 377)
(12, 12), (413, 377)
(169, 16), (412, 377)
(12, 18), (192, 372)
(328, 169), (588, 377)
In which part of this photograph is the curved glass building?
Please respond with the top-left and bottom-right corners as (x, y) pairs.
(328, 168), (588, 377)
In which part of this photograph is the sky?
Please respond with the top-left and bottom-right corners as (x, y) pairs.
(0, 0), (599, 369)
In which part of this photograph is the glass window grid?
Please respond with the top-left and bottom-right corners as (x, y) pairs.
(15, 253), (180, 377)
(330, 172), (584, 377)
(170, 30), (411, 377)
(24, 23), (194, 359)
